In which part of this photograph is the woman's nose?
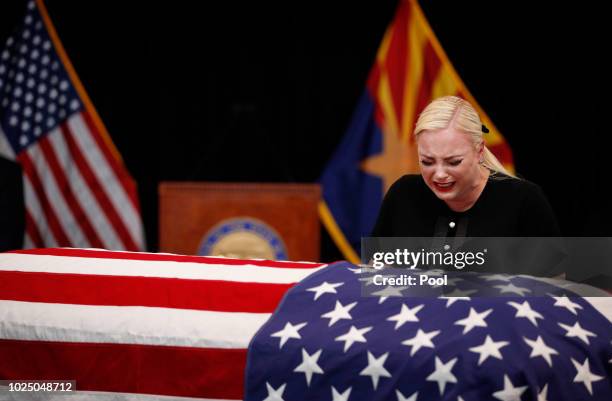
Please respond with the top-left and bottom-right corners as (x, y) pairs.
(433, 166), (449, 180)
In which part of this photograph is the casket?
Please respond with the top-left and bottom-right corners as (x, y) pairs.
(1, 248), (610, 400)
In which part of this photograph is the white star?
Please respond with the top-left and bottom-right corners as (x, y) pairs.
(347, 267), (362, 273)
(454, 307), (493, 334)
(263, 382), (286, 401)
(402, 328), (441, 356)
(492, 375), (527, 401)
(306, 281), (343, 300)
(321, 301), (357, 327)
(395, 389), (418, 401)
(551, 295), (583, 315)
(558, 321), (597, 345)
(387, 303), (424, 329)
(335, 325), (372, 352)
(508, 301), (543, 327)
(571, 357), (604, 395)
(439, 295), (471, 307)
(523, 336), (559, 367)
(293, 348), (324, 386)
(331, 386), (352, 401)
(270, 321), (307, 349)
(482, 274), (512, 282)
(427, 269), (445, 276)
(359, 351), (391, 390)
(494, 283), (531, 296)
(537, 383), (549, 401)
(372, 285), (409, 303)
(426, 356), (458, 395)
(469, 335), (510, 365)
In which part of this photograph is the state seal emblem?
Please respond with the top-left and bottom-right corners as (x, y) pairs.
(198, 217), (288, 260)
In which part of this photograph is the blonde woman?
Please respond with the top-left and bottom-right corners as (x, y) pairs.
(371, 96), (560, 237)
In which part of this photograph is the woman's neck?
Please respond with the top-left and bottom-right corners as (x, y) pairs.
(445, 167), (490, 212)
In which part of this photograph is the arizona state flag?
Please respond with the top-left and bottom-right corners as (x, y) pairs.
(319, 0), (514, 263)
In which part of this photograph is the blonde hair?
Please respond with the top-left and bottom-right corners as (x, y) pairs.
(414, 96), (515, 178)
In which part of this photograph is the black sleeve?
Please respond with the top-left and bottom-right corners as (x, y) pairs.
(0, 159), (25, 252)
(517, 182), (561, 236)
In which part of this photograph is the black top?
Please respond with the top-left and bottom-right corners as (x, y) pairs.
(371, 173), (561, 237)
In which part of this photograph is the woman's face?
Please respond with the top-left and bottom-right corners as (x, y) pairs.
(417, 126), (483, 203)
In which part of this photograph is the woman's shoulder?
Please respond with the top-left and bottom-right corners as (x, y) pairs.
(487, 173), (549, 202)
(489, 173), (559, 235)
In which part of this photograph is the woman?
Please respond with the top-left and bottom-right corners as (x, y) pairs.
(371, 96), (560, 238)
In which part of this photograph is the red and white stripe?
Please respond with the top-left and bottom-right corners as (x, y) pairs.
(16, 111), (144, 251)
(0, 248), (326, 400)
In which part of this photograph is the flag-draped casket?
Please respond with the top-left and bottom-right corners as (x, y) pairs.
(1, 248), (611, 400)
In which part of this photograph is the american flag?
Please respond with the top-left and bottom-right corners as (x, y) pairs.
(0, 247), (327, 400)
(0, 0), (144, 251)
(245, 265), (612, 400)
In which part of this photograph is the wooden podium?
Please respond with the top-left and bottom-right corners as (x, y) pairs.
(159, 182), (321, 261)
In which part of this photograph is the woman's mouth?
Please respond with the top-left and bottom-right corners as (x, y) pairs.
(433, 181), (455, 192)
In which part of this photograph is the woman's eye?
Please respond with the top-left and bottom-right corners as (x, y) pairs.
(421, 160), (433, 166)
(449, 160), (462, 166)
